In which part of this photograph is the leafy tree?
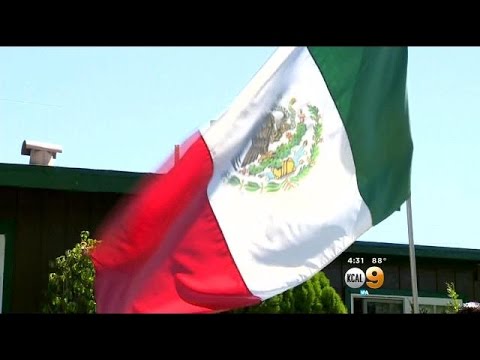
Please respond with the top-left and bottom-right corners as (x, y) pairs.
(42, 231), (98, 314)
(446, 282), (461, 314)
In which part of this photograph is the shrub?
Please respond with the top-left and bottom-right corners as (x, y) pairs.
(42, 231), (98, 314)
(446, 282), (461, 314)
(446, 282), (480, 314)
(232, 272), (347, 314)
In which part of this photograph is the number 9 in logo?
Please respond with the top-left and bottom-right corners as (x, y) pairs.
(366, 266), (384, 289)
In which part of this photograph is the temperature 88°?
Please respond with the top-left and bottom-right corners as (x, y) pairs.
(372, 257), (387, 264)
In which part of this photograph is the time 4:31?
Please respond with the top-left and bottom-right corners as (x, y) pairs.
(347, 257), (364, 264)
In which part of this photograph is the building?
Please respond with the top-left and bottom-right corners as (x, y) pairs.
(0, 162), (133, 313)
(1, 162), (479, 313)
(323, 241), (480, 313)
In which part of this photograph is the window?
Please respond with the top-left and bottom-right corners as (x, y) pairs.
(416, 297), (459, 314)
(365, 298), (404, 314)
(351, 294), (460, 314)
(419, 304), (449, 314)
(352, 296), (404, 314)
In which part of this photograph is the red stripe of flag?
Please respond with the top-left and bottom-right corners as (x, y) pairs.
(90, 132), (260, 313)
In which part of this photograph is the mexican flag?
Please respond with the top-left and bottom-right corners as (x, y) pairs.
(90, 47), (413, 313)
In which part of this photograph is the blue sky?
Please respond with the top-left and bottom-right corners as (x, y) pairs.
(1, 47), (478, 250)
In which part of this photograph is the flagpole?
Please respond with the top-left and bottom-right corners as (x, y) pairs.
(406, 196), (420, 314)
(174, 145), (180, 165)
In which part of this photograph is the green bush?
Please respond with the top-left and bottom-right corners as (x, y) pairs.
(42, 231), (347, 314)
(232, 272), (348, 314)
(446, 282), (461, 313)
(42, 231), (98, 314)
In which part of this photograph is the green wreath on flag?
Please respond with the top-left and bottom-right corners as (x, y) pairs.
(226, 99), (323, 193)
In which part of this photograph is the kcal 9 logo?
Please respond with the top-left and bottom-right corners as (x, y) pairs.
(344, 267), (384, 289)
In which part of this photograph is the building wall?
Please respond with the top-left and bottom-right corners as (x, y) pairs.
(0, 186), (122, 313)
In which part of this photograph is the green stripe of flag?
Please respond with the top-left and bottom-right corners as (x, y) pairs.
(307, 46), (413, 225)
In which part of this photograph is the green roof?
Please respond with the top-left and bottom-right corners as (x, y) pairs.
(1, 162), (480, 262)
(0, 163), (145, 194)
(347, 241), (480, 262)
